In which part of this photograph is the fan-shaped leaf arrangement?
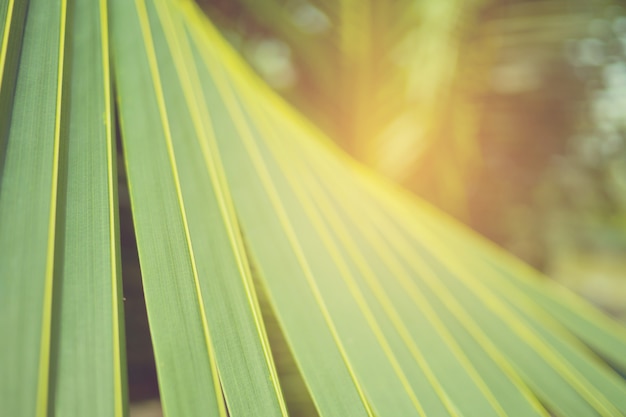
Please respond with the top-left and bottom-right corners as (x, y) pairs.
(1, 0), (625, 416)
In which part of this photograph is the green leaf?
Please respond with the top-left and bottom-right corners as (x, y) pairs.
(50, 0), (127, 416)
(0, 0), (68, 413)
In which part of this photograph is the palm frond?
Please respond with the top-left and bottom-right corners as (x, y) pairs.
(1, 1), (626, 417)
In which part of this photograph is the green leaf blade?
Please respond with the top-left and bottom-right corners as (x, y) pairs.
(50, 0), (127, 415)
(0, 0), (66, 414)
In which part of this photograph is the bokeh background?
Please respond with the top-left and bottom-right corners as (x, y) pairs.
(128, 0), (626, 414)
